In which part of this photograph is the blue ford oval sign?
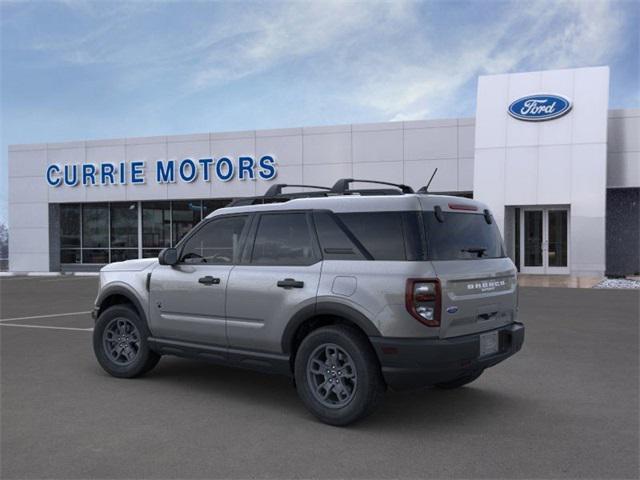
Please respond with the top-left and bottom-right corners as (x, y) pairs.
(508, 94), (572, 121)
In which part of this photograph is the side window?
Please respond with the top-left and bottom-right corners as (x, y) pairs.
(251, 213), (317, 266)
(313, 211), (366, 260)
(336, 212), (407, 260)
(180, 215), (247, 264)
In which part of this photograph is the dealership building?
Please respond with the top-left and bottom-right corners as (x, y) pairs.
(7, 66), (640, 276)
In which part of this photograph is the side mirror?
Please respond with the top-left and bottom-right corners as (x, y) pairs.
(158, 247), (178, 266)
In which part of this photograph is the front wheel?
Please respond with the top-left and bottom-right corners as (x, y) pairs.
(294, 325), (385, 426)
(93, 304), (160, 378)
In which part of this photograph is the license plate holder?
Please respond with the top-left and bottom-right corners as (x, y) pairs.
(479, 331), (499, 357)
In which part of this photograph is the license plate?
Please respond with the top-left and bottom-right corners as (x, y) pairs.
(479, 331), (499, 357)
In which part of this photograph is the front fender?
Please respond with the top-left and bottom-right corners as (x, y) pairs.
(95, 281), (148, 324)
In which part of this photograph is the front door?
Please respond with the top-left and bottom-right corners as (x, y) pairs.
(148, 214), (250, 345)
(519, 208), (569, 274)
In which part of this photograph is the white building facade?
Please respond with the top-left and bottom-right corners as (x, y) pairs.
(8, 66), (640, 276)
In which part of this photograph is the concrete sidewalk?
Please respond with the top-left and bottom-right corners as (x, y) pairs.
(517, 274), (602, 288)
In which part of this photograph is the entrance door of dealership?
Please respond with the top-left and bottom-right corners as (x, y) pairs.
(516, 207), (570, 275)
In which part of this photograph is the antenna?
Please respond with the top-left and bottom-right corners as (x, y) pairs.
(420, 168), (438, 193)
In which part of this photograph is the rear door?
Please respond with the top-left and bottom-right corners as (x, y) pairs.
(148, 214), (250, 345)
(422, 207), (517, 338)
(226, 211), (322, 353)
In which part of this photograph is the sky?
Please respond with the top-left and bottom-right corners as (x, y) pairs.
(1, 0), (638, 225)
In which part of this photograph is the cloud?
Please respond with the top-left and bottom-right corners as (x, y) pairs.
(349, 0), (626, 121)
(3, 0), (631, 122)
(189, 1), (414, 91)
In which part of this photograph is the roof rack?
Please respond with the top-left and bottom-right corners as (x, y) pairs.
(226, 178), (417, 208)
(227, 183), (334, 207)
(331, 178), (414, 194)
(264, 183), (332, 197)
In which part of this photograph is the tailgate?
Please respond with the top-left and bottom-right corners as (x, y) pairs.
(432, 258), (517, 338)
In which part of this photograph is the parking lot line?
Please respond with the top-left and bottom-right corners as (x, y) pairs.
(0, 311), (91, 323)
(0, 323), (93, 331)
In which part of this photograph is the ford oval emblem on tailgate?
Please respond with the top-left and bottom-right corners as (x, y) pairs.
(446, 306), (459, 314)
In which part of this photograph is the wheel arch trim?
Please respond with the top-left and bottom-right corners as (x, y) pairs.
(96, 284), (147, 323)
(281, 301), (381, 354)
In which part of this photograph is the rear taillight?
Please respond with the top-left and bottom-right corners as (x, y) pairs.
(405, 279), (441, 327)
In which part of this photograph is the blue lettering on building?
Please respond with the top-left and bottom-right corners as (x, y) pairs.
(64, 164), (79, 186)
(215, 157), (235, 182)
(82, 164), (97, 186)
(101, 162), (116, 185)
(46, 164), (61, 187)
(238, 157), (255, 180)
(198, 158), (213, 182)
(130, 161), (145, 184)
(258, 156), (277, 180)
(46, 156), (278, 187)
(179, 159), (197, 183)
(156, 160), (175, 183)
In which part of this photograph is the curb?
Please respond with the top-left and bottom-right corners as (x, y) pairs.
(0, 272), (100, 277)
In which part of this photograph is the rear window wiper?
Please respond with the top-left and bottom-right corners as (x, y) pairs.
(461, 247), (487, 257)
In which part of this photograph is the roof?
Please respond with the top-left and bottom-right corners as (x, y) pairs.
(208, 193), (489, 217)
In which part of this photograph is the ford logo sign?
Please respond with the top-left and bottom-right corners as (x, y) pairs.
(508, 94), (572, 121)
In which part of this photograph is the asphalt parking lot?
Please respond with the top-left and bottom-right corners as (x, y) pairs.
(1, 276), (638, 479)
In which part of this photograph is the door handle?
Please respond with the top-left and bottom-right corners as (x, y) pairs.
(277, 278), (304, 289)
(198, 276), (221, 286)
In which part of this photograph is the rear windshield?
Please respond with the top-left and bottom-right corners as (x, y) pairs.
(423, 212), (505, 260)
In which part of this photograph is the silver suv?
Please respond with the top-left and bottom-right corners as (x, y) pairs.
(92, 179), (524, 425)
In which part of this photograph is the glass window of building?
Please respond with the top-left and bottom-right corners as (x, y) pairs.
(82, 204), (109, 247)
(83, 249), (110, 264)
(142, 201), (171, 258)
(111, 202), (138, 262)
(82, 203), (109, 263)
(172, 200), (202, 245)
(60, 204), (81, 263)
(202, 199), (232, 219)
(58, 198), (237, 265)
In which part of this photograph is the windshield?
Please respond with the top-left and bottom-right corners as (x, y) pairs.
(423, 211), (505, 260)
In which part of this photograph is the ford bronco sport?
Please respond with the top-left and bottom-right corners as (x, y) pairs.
(92, 179), (524, 426)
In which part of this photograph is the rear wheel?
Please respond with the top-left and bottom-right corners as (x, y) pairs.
(435, 369), (484, 389)
(294, 325), (385, 426)
(93, 304), (160, 378)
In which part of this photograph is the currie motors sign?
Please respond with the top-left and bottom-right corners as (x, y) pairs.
(45, 155), (277, 187)
(508, 94), (572, 121)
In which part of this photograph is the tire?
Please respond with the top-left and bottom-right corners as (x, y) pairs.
(435, 369), (484, 389)
(93, 304), (160, 378)
(294, 325), (385, 426)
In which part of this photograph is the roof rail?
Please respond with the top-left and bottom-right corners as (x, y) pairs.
(264, 183), (332, 197)
(226, 186), (333, 208)
(225, 178), (415, 209)
(331, 178), (414, 194)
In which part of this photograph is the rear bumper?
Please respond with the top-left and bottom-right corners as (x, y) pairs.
(369, 322), (524, 391)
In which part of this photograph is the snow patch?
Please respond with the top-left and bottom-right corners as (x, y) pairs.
(593, 279), (640, 289)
